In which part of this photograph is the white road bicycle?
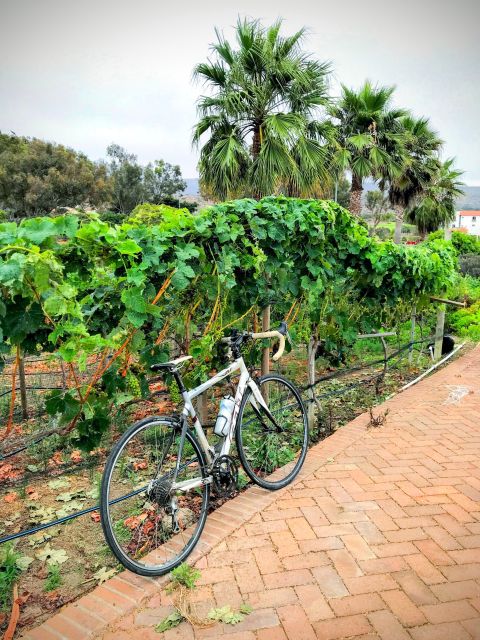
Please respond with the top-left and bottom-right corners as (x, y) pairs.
(100, 323), (308, 576)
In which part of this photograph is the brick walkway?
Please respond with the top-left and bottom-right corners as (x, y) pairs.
(22, 346), (480, 640)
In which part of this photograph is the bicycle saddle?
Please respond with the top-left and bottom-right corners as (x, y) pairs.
(150, 355), (192, 372)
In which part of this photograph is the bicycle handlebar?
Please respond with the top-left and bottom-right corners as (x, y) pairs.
(221, 321), (288, 361)
(251, 330), (285, 361)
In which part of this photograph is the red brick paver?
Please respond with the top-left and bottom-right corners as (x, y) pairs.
(21, 346), (480, 639)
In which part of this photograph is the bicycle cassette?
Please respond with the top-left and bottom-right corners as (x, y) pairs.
(212, 455), (238, 497)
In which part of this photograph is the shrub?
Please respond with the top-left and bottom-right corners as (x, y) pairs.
(449, 301), (480, 341)
(427, 230), (480, 255)
(127, 202), (194, 228)
(452, 232), (480, 255)
(98, 210), (126, 225)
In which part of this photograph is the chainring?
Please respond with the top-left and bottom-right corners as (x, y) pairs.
(212, 455), (238, 497)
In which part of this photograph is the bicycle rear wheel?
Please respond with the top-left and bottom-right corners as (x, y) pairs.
(101, 417), (210, 576)
(235, 373), (308, 490)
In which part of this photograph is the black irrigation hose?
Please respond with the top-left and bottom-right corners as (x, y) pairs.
(0, 455), (197, 545)
(0, 386), (65, 398)
(299, 338), (430, 393)
(0, 337), (439, 547)
(0, 338), (431, 461)
(0, 431), (61, 461)
(0, 485), (147, 545)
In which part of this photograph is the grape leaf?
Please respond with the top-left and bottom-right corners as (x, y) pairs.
(92, 567), (117, 584)
(36, 544), (68, 565)
(16, 555), (34, 570)
(155, 611), (183, 632)
(48, 478), (70, 490)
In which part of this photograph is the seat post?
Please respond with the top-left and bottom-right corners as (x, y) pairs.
(172, 369), (187, 395)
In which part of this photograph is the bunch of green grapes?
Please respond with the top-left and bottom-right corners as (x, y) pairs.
(125, 371), (141, 397)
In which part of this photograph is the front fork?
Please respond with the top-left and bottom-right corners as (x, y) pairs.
(168, 415), (189, 533)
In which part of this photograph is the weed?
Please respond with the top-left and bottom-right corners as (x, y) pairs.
(155, 611), (183, 632)
(44, 564), (62, 592)
(170, 563), (201, 590)
(0, 543), (21, 611)
(113, 520), (131, 545)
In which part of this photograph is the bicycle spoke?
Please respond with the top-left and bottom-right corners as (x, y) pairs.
(101, 420), (209, 574)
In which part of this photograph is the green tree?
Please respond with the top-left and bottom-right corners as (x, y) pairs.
(385, 116), (443, 243)
(365, 189), (390, 229)
(329, 81), (407, 215)
(0, 133), (111, 216)
(192, 18), (331, 200)
(407, 158), (464, 237)
(143, 160), (187, 202)
(106, 144), (145, 214)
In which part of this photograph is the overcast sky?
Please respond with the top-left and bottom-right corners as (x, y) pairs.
(1, 0), (479, 183)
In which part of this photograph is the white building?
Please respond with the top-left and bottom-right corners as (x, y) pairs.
(452, 210), (480, 236)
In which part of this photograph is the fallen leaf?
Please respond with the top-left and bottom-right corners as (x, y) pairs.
(155, 611), (183, 632)
(124, 513), (147, 530)
(4, 493), (17, 503)
(92, 567), (117, 584)
(0, 463), (22, 481)
(70, 450), (82, 463)
(133, 460), (148, 471)
(208, 605), (244, 624)
(26, 486), (40, 500)
(35, 544), (68, 566)
(48, 452), (63, 467)
(55, 501), (83, 517)
(28, 531), (52, 547)
(56, 492), (74, 502)
(28, 505), (56, 524)
(48, 478), (70, 490)
(16, 555), (34, 571)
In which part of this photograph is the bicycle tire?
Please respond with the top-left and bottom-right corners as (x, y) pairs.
(100, 416), (210, 576)
(235, 373), (308, 490)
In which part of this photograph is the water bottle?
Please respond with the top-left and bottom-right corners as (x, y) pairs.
(214, 395), (235, 437)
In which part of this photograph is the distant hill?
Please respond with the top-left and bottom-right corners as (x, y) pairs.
(184, 178), (200, 196)
(456, 186), (480, 210)
(183, 178), (480, 210)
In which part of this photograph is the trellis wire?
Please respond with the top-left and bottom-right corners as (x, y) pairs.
(0, 336), (434, 546)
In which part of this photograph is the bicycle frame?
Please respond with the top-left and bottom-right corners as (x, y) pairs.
(171, 356), (268, 492)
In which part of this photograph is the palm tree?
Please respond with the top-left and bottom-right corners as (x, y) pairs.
(192, 18), (332, 200)
(385, 116), (443, 243)
(329, 81), (407, 215)
(407, 158), (464, 237)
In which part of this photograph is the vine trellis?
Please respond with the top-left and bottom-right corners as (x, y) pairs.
(0, 197), (457, 447)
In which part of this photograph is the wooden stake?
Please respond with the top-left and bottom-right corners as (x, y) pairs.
(307, 335), (319, 430)
(409, 305), (416, 364)
(18, 354), (28, 420)
(261, 305), (270, 377)
(434, 304), (446, 361)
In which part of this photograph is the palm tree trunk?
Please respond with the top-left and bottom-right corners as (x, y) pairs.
(252, 125), (261, 159)
(393, 204), (404, 244)
(349, 173), (363, 215)
(251, 125), (262, 199)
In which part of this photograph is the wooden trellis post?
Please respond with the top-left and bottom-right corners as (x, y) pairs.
(433, 304), (446, 362)
(261, 305), (270, 377)
(17, 354), (28, 420)
(429, 296), (466, 362)
(307, 335), (319, 430)
(409, 305), (416, 364)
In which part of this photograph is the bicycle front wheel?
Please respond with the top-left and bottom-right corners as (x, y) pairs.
(235, 374), (308, 490)
(101, 417), (210, 576)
